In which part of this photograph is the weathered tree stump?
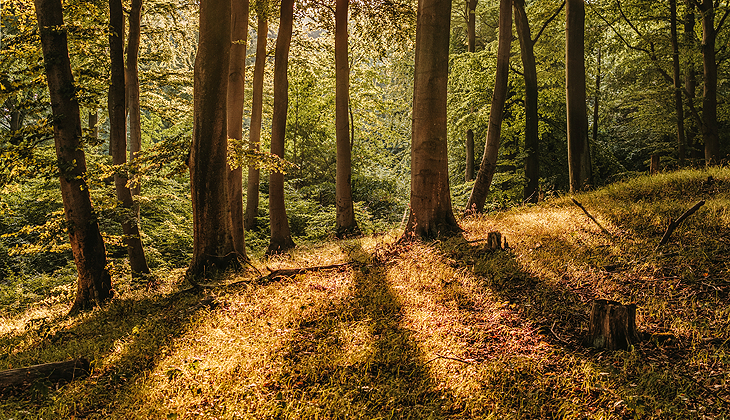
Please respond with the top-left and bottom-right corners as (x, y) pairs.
(586, 300), (641, 350)
(650, 154), (660, 175)
(0, 358), (90, 395)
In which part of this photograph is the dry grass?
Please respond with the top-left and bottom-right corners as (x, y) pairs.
(2, 168), (730, 418)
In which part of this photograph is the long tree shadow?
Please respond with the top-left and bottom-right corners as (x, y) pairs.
(268, 240), (449, 419)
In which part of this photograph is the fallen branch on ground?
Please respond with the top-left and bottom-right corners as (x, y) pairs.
(656, 200), (705, 250)
(0, 358), (90, 395)
(571, 198), (610, 235)
(426, 353), (476, 365)
(200, 262), (356, 289)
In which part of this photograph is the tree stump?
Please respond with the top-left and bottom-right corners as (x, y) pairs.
(650, 154), (660, 175)
(586, 300), (641, 350)
(0, 358), (90, 395)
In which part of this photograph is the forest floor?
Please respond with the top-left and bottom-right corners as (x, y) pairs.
(2, 167), (730, 419)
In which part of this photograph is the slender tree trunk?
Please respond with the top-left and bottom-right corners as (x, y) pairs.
(188, 0), (240, 277)
(245, 13), (268, 231)
(699, 0), (719, 165)
(565, 0), (591, 192)
(34, 0), (112, 314)
(335, 0), (360, 237)
(227, 0), (249, 257)
(267, 0), (296, 255)
(402, 0), (460, 239)
(110, 0), (150, 278)
(126, 0), (142, 197)
(88, 111), (98, 140)
(685, 6), (700, 160)
(513, 0), (539, 203)
(670, 0), (686, 164)
(592, 48), (600, 144)
(465, 0), (477, 182)
(466, 0), (511, 213)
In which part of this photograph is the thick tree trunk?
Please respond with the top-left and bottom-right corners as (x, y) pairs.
(699, 0), (719, 165)
(586, 299), (641, 350)
(245, 13), (268, 231)
(267, 0), (296, 255)
(227, 0), (249, 257)
(188, 0), (240, 276)
(335, 0), (360, 238)
(670, 0), (686, 165)
(513, 0), (539, 204)
(565, 0), (592, 192)
(402, 0), (460, 239)
(465, 0), (477, 182)
(110, 0), (150, 279)
(466, 0), (511, 213)
(126, 0), (142, 197)
(34, 0), (113, 314)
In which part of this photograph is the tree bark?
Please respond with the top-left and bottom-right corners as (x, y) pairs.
(684, 6), (701, 159)
(88, 111), (98, 141)
(34, 0), (113, 314)
(513, 0), (539, 203)
(110, 0), (150, 279)
(227, 0), (249, 257)
(565, 0), (592, 192)
(465, 0), (477, 182)
(402, 0), (461, 239)
(245, 12), (268, 231)
(466, 0), (511, 213)
(670, 0), (686, 165)
(188, 0), (241, 277)
(592, 48), (600, 144)
(335, 0), (360, 237)
(267, 0), (296, 255)
(586, 299), (641, 350)
(699, 0), (719, 165)
(126, 0), (142, 197)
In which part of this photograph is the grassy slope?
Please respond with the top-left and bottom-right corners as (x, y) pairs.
(2, 167), (730, 419)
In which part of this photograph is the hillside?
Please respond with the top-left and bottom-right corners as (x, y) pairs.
(2, 167), (730, 419)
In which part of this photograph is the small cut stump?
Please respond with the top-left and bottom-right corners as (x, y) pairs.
(586, 299), (641, 350)
(0, 358), (90, 395)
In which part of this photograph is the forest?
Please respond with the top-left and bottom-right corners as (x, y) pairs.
(1, 0), (730, 417)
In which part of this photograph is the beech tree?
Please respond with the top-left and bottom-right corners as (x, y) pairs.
(695, 0), (721, 164)
(126, 0), (142, 196)
(188, 0), (241, 277)
(465, 0), (477, 182)
(465, 0), (511, 213)
(267, 0), (296, 254)
(34, 0), (113, 313)
(402, 0), (460, 239)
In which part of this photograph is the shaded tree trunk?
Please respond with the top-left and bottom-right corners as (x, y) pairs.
(671, 0), (686, 165)
(110, 0), (150, 278)
(335, 0), (360, 237)
(267, 0), (296, 255)
(34, 0), (112, 314)
(684, 6), (701, 159)
(465, 0), (477, 182)
(88, 111), (98, 141)
(513, 0), (539, 203)
(227, 0), (249, 256)
(466, 0), (511, 213)
(402, 0), (460, 239)
(245, 12), (268, 231)
(188, 0), (241, 276)
(565, 0), (591, 192)
(592, 48), (600, 144)
(126, 0), (142, 197)
(698, 0), (719, 165)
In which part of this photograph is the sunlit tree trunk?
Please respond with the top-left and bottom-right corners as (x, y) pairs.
(402, 0), (460, 239)
(126, 0), (142, 197)
(245, 11), (268, 231)
(188, 0), (240, 277)
(565, 0), (591, 192)
(466, 0), (511, 213)
(110, 0), (150, 278)
(335, 0), (360, 237)
(227, 0), (249, 256)
(267, 0), (296, 255)
(465, 0), (477, 182)
(513, 0), (539, 203)
(698, 0), (719, 164)
(34, 0), (112, 314)
(670, 0), (686, 165)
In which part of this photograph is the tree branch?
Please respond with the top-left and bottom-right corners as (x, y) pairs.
(533, 0), (565, 44)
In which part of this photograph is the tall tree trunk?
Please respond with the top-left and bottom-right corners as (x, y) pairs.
(684, 6), (700, 159)
(245, 12), (268, 231)
(670, 0), (686, 164)
(335, 0), (360, 237)
(565, 0), (591, 192)
(465, 0), (477, 182)
(699, 0), (719, 165)
(110, 0), (150, 278)
(466, 0), (511, 213)
(34, 0), (112, 314)
(267, 0), (296, 255)
(592, 48), (600, 144)
(513, 0), (539, 203)
(126, 0), (142, 197)
(402, 0), (460, 239)
(227, 0), (249, 257)
(188, 0), (240, 277)
(88, 111), (98, 141)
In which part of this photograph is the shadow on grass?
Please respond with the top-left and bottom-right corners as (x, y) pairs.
(266, 240), (448, 419)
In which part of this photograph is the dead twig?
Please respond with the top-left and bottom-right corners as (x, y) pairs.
(656, 200), (705, 250)
(571, 198), (610, 235)
(426, 353), (476, 365)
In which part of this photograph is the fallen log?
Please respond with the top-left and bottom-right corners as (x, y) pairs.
(656, 200), (705, 250)
(0, 358), (90, 395)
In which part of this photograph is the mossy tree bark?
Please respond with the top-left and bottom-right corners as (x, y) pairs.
(34, 0), (113, 314)
(402, 0), (461, 239)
